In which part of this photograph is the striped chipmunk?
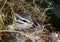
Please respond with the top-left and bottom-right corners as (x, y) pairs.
(7, 10), (33, 30)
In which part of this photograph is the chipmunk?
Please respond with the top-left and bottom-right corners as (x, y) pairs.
(7, 12), (33, 30)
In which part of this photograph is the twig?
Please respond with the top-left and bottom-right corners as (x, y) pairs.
(0, 0), (7, 12)
(0, 30), (36, 42)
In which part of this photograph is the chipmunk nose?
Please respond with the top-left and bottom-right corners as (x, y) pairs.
(28, 21), (32, 24)
(28, 20), (33, 24)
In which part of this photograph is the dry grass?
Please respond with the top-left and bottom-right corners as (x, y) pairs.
(0, 0), (58, 42)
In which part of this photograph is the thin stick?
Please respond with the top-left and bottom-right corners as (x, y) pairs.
(0, 0), (7, 12)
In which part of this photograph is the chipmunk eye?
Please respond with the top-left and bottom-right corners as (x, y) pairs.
(16, 17), (19, 20)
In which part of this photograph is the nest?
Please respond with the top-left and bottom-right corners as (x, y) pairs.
(0, 0), (54, 42)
